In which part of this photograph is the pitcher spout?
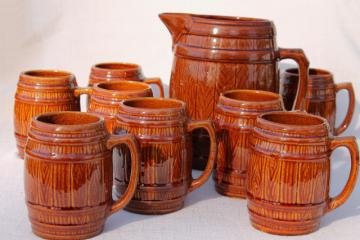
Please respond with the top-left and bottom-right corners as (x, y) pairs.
(159, 13), (191, 47)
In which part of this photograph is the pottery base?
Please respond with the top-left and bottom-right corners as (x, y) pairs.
(15, 133), (26, 159)
(215, 182), (246, 199)
(124, 197), (185, 215)
(249, 211), (320, 235)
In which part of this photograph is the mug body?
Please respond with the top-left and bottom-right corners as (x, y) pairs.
(247, 111), (331, 235)
(114, 98), (191, 214)
(89, 62), (145, 86)
(14, 70), (80, 158)
(281, 68), (336, 132)
(214, 90), (283, 198)
(24, 112), (112, 239)
(87, 81), (153, 132)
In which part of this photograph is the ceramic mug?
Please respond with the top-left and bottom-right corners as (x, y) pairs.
(24, 112), (140, 239)
(114, 98), (217, 214)
(74, 80), (155, 133)
(14, 70), (80, 158)
(247, 111), (359, 235)
(281, 68), (355, 135)
(214, 90), (284, 198)
(88, 62), (164, 97)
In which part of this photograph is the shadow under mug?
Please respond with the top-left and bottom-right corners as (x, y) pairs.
(114, 97), (217, 214)
(88, 62), (164, 97)
(24, 111), (140, 239)
(247, 111), (359, 235)
(74, 80), (156, 133)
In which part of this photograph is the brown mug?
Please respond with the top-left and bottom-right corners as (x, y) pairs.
(247, 111), (359, 235)
(114, 98), (217, 214)
(160, 13), (309, 170)
(14, 70), (80, 158)
(24, 112), (140, 239)
(281, 68), (355, 135)
(214, 90), (285, 198)
(74, 80), (156, 133)
(88, 62), (164, 97)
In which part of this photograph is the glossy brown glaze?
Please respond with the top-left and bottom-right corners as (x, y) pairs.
(214, 90), (284, 198)
(24, 112), (140, 239)
(88, 62), (164, 97)
(281, 68), (355, 135)
(114, 98), (217, 214)
(14, 70), (80, 158)
(159, 13), (309, 170)
(74, 81), (155, 133)
(247, 111), (359, 235)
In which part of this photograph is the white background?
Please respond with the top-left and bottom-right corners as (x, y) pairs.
(0, 0), (359, 239)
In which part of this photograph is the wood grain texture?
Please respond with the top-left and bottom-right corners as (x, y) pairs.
(24, 112), (139, 239)
(281, 68), (355, 135)
(160, 13), (309, 170)
(14, 70), (80, 158)
(214, 90), (283, 198)
(247, 111), (359, 235)
(114, 98), (216, 214)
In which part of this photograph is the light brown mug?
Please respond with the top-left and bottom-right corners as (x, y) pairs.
(114, 98), (217, 214)
(88, 62), (164, 97)
(24, 111), (140, 239)
(74, 80), (156, 133)
(214, 90), (284, 198)
(14, 70), (80, 158)
(247, 111), (359, 235)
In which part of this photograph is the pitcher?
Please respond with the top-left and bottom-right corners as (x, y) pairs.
(159, 13), (309, 169)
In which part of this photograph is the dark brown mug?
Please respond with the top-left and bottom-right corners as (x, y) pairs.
(214, 90), (285, 198)
(14, 70), (80, 158)
(88, 62), (164, 97)
(24, 112), (140, 239)
(247, 111), (359, 235)
(281, 68), (355, 135)
(114, 98), (217, 214)
(74, 81), (155, 133)
(160, 13), (309, 170)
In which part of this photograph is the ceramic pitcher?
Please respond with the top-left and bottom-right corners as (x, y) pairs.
(160, 13), (309, 170)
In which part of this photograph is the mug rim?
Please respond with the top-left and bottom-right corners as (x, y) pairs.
(32, 111), (104, 130)
(285, 67), (332, 77)
(94, 80), (152, 94)
(220, 89), (282, 105)
(119, 97), (185, 115)
(257, 111), (328, 131)
(92, 62), (140, 72)
(21, 69), (74, 79)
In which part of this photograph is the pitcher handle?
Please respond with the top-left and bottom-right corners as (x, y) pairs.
(278, 48), (309, 111)
(144, 78), (165, 97)
(187, 120), (217, 192)
(106, 134), (140, 215)
(326, 136), (359, 213)
(334, 82), (355, 135)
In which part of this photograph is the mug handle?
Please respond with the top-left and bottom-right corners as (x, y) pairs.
(278, 48), (309, 111)
(106, 134), (140, 215)
(325, 136), (359, 213)
(74, 87), (93, 97)
(334, 82), (355, 135)
(187, 120), (217, 192)
(144, 78), (165, 97)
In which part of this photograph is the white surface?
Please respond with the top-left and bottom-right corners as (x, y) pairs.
(0, 0), (359, 239)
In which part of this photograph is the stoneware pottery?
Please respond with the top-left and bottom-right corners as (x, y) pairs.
(159, 13), (309, 170)
(74, 80), (155, 133)
(114, 98), (217, 214)
(214, 90), (284, 198)
(88, 62), (164, 97)
(24, 111), (140, 239)
(247, 111), (359, 235)
(281, 68), (355, 135)
(14, 70), (80, 158)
